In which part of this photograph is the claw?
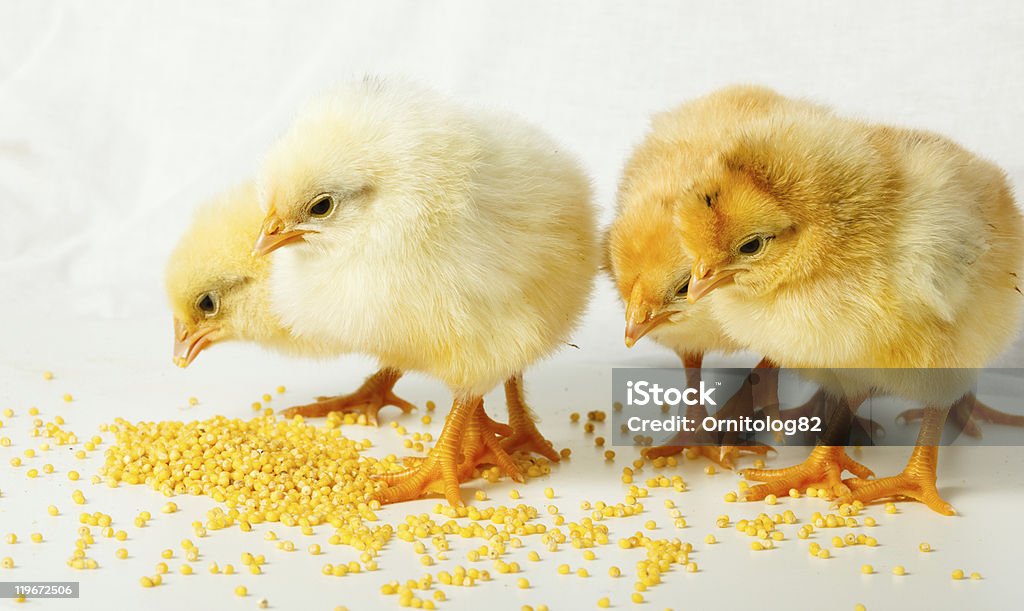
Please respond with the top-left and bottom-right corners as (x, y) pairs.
(741, 446), (873, 502)
(281, 367), (414, 425)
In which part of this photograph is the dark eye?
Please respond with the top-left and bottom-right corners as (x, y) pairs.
(309, 195), (334, 218)
(196, 293), (218, 316)
(739, 236), (764, 255)
(677, 279), (689, 297)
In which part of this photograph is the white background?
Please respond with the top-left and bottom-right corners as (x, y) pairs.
(1, 2), (1023, 610)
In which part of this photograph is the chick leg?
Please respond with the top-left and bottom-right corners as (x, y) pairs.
(778, 391), (886, 437)
(742, 393), (874, 501)
(499, 374), (561, 462)
(375, 396), (481, 506)
(846, 402), (956, 515)
(642, 353), (770, 469)
(897, 393), (1022, 439)
(281, 367), (416, 425)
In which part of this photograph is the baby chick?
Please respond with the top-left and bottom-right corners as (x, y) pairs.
(165, 182), (415, 423)
(604, 85), (841, 466)
(252, 78), (598, 505)
(675, 87), (1023, 513)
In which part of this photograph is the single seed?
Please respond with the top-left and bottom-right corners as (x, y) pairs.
(952, 569), (964, 580)
(892, 566), (906, 576)
(235, 586), (248, 597)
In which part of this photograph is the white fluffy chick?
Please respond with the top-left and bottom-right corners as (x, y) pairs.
(166, 182), (416, 424)
(252, 78), (598, 505)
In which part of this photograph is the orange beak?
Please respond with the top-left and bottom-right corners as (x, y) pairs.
(172, 318), (219, 368)
(687, 260), (737, 303)
(252, 213), (309, 257)
(624, 286), (673, 348)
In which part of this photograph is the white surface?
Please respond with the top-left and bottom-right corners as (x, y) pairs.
(2, 1), (1024, 610)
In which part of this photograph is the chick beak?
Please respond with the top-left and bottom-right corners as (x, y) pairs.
(172, 318), (218, 368)
(252, 213), (309, 257)
(687, 260), (737, 303)
(624, 291), (672, 348)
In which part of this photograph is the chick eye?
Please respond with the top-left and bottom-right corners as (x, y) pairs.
(676, 280), (689, 297)
(308, 195), (334, 218)
(738, 236), (764, 255)
(196, 293), (218, 316)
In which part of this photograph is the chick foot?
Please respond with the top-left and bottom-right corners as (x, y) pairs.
(643, 443), (770, 470)
(898, 393), (1023, 439)
(845, 446), (955, 515)
(500, 374), (560, 462)
(741, 445), (874, 501)
(281, 367), (415, 425)
(401, 404), (522, 481)
(643, 359), (772, 468)
(376, 396), (478, 506)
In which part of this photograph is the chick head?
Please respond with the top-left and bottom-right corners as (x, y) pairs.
(606, 204), (694, 348)
(253, 77), (479, 257)
(166, 182), (273, 367)
(677, 124), (881, 304)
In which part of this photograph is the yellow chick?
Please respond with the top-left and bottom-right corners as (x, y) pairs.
(604, 85), (840, 466)
(165, 182), (415, 423)
(674, 87), (1023, 513)
(252, 78), (598, 505)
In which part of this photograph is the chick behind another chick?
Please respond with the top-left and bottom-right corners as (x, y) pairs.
(676, 88), (1024, 513)
(165, 182), (415, 423)
(604, 86), (838, 466)
(253, 79), (598, 505)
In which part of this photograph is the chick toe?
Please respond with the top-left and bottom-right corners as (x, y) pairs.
(741, 445), (873, 502)
(499, 375), (560, 462)
(281, 367), (415, 425)
(845, 445), (955, 515)
(643, 444), (768, 470)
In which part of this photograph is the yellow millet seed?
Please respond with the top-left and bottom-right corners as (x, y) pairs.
(892, 566), (906, 576)
(598, 598), (610, 608)
(919, 542), (931, 552)
(951, 569), (964, 580)
(235, 585), (248, 597)
(861, 564), (873, 574)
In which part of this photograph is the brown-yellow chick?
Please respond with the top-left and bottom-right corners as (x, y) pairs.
(165, 182), (415, 423)
(252, 78), (598, 505)
(673, 87), (1023, 513)
(604, 85), (838, 466)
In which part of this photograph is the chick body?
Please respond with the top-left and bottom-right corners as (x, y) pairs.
(670, 86), (1024, 511)
(255, 79), (598, 503)
(261, 80), (597, 396)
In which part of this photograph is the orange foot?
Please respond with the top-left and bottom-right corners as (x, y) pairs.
(376, 398), (520, 506)
(403, 405), (522, 481)
(898, 393), (1024, 439)
(741, 445), (874, 501)
(845, 445), (955, 515)
(281, 367), (415, 425)
(643, 444), (770, 470)
(500, 375), (560, 462)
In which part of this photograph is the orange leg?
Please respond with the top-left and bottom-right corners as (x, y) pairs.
(898, 392), (1023, 439)
(377, 398), (521, 506)
(743, 445), (873, 501)
(846, 404), (955, 515)
(500, 374), (560, 462)
(780, 390), (885, 437)
(642, 353), (771, 469)
(281, 367), (415, 425)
